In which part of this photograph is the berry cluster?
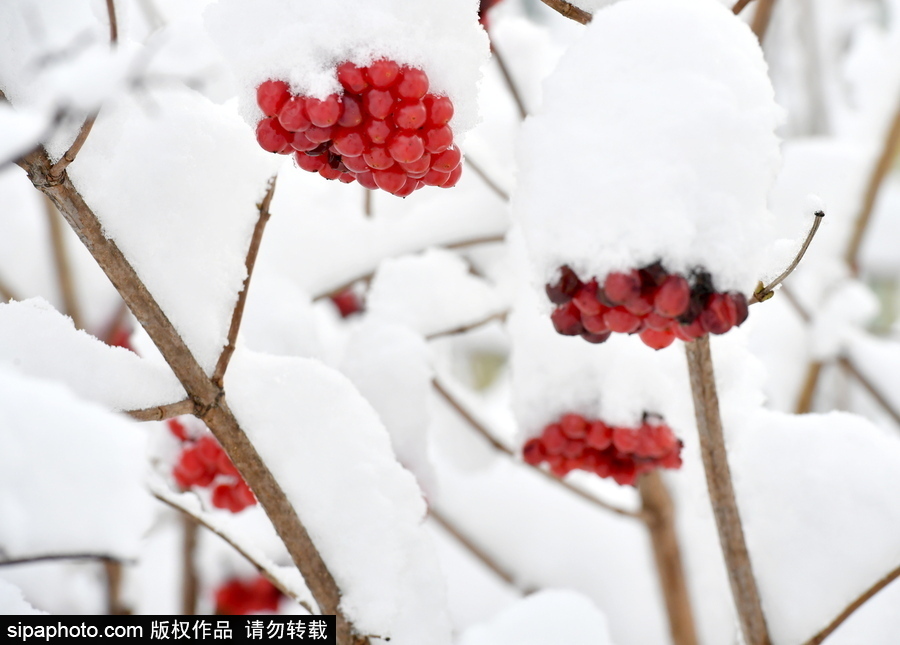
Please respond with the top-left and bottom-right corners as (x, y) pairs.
(522, 413), (683, 486)
(170, 421), (257, 513)
(215, 576), (282, 615)
(255, 60), (462, 196)
(546, 264), (749, 350)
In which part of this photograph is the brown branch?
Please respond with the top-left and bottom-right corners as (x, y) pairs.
(181, 514), (199, 615)
(684, 337), (771, 645)
(845, 96), (900, 274)
(795, 360), (825, 414)
(539, 0), (592, 25)
(106, 0), (119, 44)
(751, 0), (777, 42)
(0, 273), (19, 303)
(426, 311), (508, 340)
(464, 155), (510, 202)
(802, 561), (900, 645)
(17, 139), (365, 644)
(48, 114), (97, 180)
(429, 506), (518, 587)
(638, 471), (699, 645)
(443, 234), (506, 250)
(750, 210), (824, 305)
(492, 45), (528, 120)
(0, 553), (131, 567)
(213, 176), (277, 387)
(44, 196), (84, 329)
(733, 0), (755, 14)
(838, 357), (900, 426)
(153, 490), (314, 613)
(125, 398), (195, 421)
(104, 559), (130, 615)
(364, 188), (372, 218)
(432, 378), (644, 520)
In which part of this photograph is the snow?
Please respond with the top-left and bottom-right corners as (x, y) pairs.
(515, 0), (783, 295)
(0, 104), (51, 167)
(0, 579), (44, 615)
(224, 348), (451, 645)
(0, 298), (185, 410)
(458, 589), (617, 645)
(0, 363), (153, 559)
(63, 88), (281, 374)
(203, 0), (490, 137)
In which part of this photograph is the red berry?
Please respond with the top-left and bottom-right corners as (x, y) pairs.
(319, 164), (343, 181)
(356, 171), (378, 190)
(654, 275), (691, 317)
(366, 60), (400, 88)
(278, 97), (311, 132)
(195, 436), (221, 467)
(431, 145), (461, 172)
(551, 302), (584, 336)
(398, 152), (432, 176)
(581, 312), (609, 334)
(700, 293), (737, 335)
(443, 164), (462, 188)
(421, 169), (450, 187)
(639, 328), (676, 350)
(586, 422), (613, 450)
(332, 128), (366, 157)
(216, 451), (239, 478)
(603, 307), (641, 334)
(255, 118), (291, 153)
(337, 62), (368, 93)
(167, 418), (188, 442)
(624, 295), (654, 316)
(363, 146), (395, 170)
(396, 67), (429, 99)
(306, 95), (341, 127)
(424, 95), (454, 125)
(373, 167), (407, 194)
(212, 484), (235, 511)
(305, 125), (334, 144)
(604, 271), (642, 304)
(523, 439), (546, 465)
(342, 155), (369, 173)
(393, 101), (428, 130)
(423, 125), (453, 154)
(331, 289), (363, 318)
(338, 173), (356, 184)
(542, 424), (567, 455)
(363, 118), (392, 145)
(295, 152), (326, 173)
(643, 312), (671, 331)
(675, 318), (705, 341)
(546, 266), (583, 304)
(580, 330), (610, 344)
(560, 414), (588, 439)
(393, 176), (419, 198)
(730, 292), (749, 325)
(572, 281), (604, 316)
(257, 80), (290, 117)
(290, 131), (317, 152)
(338, 95), (364, 127)
(363, 89), (394, 120)
(387, 132), (425, 163)
(232, 481), (257, 510)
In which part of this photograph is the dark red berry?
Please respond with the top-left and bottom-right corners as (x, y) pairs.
(700, 293), (737, 334)
(654, 275), (691, 317)
(603, 307), (641, 334)
(338, 95), (363, 127)
(604, 271), (642, 304)
(546, 266), (583, 304)
(551, 302), (584, 336)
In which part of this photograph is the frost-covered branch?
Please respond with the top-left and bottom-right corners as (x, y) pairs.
(44, 196), (83, 329)
(684, 337), (771, 645)
(638, 472), (699, 645)
(802, 561), (900, 645)
(432, 378), (645, 520)
(539, 0), (592, 25)
(845, 97), (900, 274)
(213, 175), (277, 387)
(750, 210), (824, 304)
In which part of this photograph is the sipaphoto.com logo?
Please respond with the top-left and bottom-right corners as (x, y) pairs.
(7, 622), (142, 641)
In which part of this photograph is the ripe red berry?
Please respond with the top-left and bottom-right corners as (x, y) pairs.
(542, 424), (567, 455)
(330, 289), (363, 317)
(424, 95), (454, 125)
(363, 146), (395, 170)
(332, 128), (366, 157)
(255, 118), (291, 153)
(546, 266), (583, 304)
(305, 125), (334, 144)
(431, 145), (461, 172)
(393, 101), (428, 130)
(366, 59), (400, 88)
(305, 95), (341, 127)
(363, 118), (392, 145)
(257, 80), (290, 117)
(560, 414), (588, 439)
(338, 95), (364, 127)
(167, 418), (188, 442)
(373, 167), (407, 194)
(398, 152), (432, 176)
(730, 292), (749, 325)
(423, 126), (453, 154)
(654, 275), (690, 317)
(624, 295), (654, 316)
(363, 89), (394, 120)
(523, 439), (546, 465)
(295, 152), (326, 173)
(337, 62), (368, 93)
(290, 131), (317, 152)
(581, 312), (609, 334)
(342, 155), (369, 173)
(700, 293), (737, 334)
(572, 281), (604, 316)
(396, 67), (429, 99)
(387, 132), (425, 163)
(604, 271), (642, 304)
(580, 330), (610, 344)
(277, 97), (311, 132)
(639, 328), (676, 350)
(421, 169), (450, 187)
(586, 421), (613, 450)
(551, 302), (584, 336)
(356, 171), (378, 190)
(603, 307), (641, 334)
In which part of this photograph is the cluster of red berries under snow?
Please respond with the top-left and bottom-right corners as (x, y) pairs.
(547, 263), (749, 350)
(169, 419), (257, 513)
(215, 576), (282, 615)
(522, 413), (683, 486)
(255, 60), (462, 196)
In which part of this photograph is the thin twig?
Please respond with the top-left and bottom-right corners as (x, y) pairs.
(126, 398), (195, 421)
(838, 357), (900, 427)
(153, 490), (314, 613)
(684, 337), (771, 645)
(426, 311), (508, 340)
(106, 0), (119, 44)
(779, 284), (812, 324)
(750, 210), (824, 304)
(539, 0), (592, 24)
(464, 155), (510, 202)
(638, 472), (699, 645)
(0, 553), (131, 567)
(213, 176), (277, 387)
(104, 559), (130, 615)
(363, 188), (372, 218)
(48, 114), (97, 180)
(429, 506), (518, 586)
(182, 514), (199, 615)
(432, 378), (644, 520)
(795, 360), (825, 414)
(491, 45), (528, 120)
(44, 196), (83, 329)
(443, 234), (506, 250)
(845, 97), (900, 274)
(733, 0), (755, 14)
(751, 0), (777, 42)
(803, 561), (900, 645)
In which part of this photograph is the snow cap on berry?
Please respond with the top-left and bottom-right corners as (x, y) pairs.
(515, 0), (783, 296)
(204, 0), (488, 139)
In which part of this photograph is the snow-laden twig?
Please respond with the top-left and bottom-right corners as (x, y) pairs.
(684, 336), (771, 645)
(432, 378), (645, 520)
(750, 210), (824, 304)
(802, 561), (900, 645)
(795, 360), (824, 414)
(106, 0), (119, 44)
(539, 0), (592, 25)
(638, 471), (699, 645)
(44, 196), (83, 329)
(213, 175), (277, 387)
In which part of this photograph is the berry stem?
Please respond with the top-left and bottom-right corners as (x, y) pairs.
(684, 336), (771, 645)
(638, 471), (699, 645)
(750, 210), (824, 305)
(463, 155), (510, 202)
(213, 175), (277, 388)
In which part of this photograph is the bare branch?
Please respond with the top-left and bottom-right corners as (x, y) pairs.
(733, 0), (755, 14)
(181, 514), (199, 615)
(153, 490), (314, 613)
(0, 553), (131, 567)
(213, 176), (277, 387)
(803, 561), (900, 645)
(364, 188), (372, 218)
(492, 45), (528, 120)
(464, 155), (510, 202)
(750, 210), (824, 304)
(751, 0), (777, 42)
(443, 234), (506, 250)
(795, 360), (825, 414)
(639, 472), (699, 645)
(48, 114), (97, 180)
(684, 337), (771, 645)
(845, 97), (900, 274)
(103, 559), (130, 615)
(106, 0), (119, 44)
(839, 357), (900, 427)
(539, 0), (592, 25)
(429, 506), (519, 587)
(125, 398), (195, 422)
(432, 378), (644, 520)
(426, 311), (508, 340)
(44, 195), (83, 328)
